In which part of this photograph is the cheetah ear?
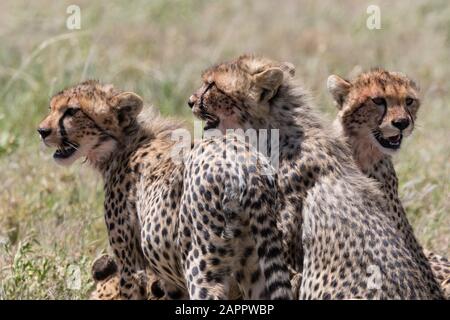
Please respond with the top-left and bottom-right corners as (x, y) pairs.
(91, 255), (118, 282)
(280, 62), (295, 77)
(110, 92), (143, 127)
(327, 75), (352, 110)
(254, 67), (284, 101)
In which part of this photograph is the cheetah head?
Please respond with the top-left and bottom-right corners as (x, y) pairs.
(38, 80), (143, 167)
(328, 69), (420, 155)
(188, 54), (295, 132)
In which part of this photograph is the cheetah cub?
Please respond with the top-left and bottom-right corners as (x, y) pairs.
(38, 81), (291, 299)
(328, 69), (450, 298)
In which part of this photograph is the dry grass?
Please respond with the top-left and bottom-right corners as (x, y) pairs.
(0, 0), (448, 299)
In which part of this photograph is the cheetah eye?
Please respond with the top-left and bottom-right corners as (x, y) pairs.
(65, 107), (79, 116)
(371, 97), (386, 106)
(405, 97), (414, 106)
(202, 82), (215, 94)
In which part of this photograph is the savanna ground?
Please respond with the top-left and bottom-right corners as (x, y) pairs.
(0, 0), (448, 299)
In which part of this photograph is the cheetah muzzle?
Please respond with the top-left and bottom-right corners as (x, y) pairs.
(53, 140), (79, 160)
(372, 130), (402, 150)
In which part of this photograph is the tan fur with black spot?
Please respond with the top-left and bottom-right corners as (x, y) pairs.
(39, 80), (292, 300)
(188, 55), (444, 299)
(329, 69), (449, 299)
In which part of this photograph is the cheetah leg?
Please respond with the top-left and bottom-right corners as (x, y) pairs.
(234, 246), (267, 299)
(117, 269), (147, 300)
(233, 231), (295, 300)
(245, 189), (293, 299)
(184, 248), (232, 300)
(106, 220), (147, 299)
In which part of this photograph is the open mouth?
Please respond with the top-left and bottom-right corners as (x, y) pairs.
(373, 131), (403, 150)
(200, 112), (220, 130)
(53, 141), (78, 159)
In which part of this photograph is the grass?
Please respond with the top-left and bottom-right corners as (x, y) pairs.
(0, 0), (449, 299)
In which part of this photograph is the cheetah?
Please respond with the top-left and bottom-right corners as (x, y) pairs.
(38, 80), (292, 300)
(188, 54), (444, 299)
(328, 69), (450, 298)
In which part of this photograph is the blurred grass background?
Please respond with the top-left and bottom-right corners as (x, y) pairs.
(0, 0), (448, 299)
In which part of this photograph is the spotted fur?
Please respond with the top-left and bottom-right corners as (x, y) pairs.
(89, 255), (245, 300)
(329, 69), (450, 298)
(188, 55), (444, 299)
(38, 80), (291, 300)
(90, 254), (164, 300)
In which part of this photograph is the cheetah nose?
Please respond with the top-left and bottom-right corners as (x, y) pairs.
(37, 127), (52, 139)
(188, 95), (196, 108)
(391, 118), (410, 131)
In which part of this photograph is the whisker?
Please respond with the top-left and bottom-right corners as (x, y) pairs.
(66, 141), (79, 150)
